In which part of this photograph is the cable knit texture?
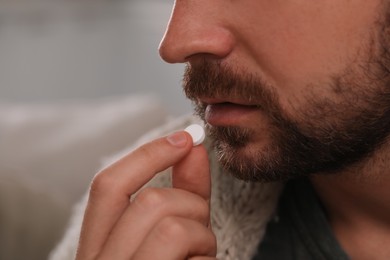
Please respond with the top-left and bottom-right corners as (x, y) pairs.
(49, 115), (283, 260)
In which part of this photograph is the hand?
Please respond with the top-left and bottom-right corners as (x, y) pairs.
(76, 131), (217, 260)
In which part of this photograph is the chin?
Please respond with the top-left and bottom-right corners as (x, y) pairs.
(214, 139), (289, 182)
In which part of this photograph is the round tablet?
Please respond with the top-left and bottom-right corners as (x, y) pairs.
(184, 124), (205, 146)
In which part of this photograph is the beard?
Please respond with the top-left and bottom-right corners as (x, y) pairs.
(182, 25), (390, 183)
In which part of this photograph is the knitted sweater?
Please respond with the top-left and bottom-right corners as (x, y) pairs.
(49, 115), (283, 260)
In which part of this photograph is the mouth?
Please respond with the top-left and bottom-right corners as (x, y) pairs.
(199, 98), (261, 126)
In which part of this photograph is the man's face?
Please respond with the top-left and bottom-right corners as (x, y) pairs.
(159, 0), (390, 181)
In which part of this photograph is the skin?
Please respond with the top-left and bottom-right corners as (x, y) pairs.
(77, 0), (390, 259)
(77, 132), (216, 259)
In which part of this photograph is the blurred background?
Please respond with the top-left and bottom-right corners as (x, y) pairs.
(0, 0), (191, 115)
(0, 0), (194, 259)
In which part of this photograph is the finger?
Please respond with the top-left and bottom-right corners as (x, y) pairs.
(132, 216), (217, 260)
(189, 257), (217, 260)
(98, 187), (210, 259)
(172, 144), (211, 201)
(77, 131), (193, 260)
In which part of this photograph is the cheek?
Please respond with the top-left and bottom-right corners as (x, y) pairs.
(231, 0), (382, 102)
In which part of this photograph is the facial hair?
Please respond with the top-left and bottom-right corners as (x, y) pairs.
(182, 27), (390, 182)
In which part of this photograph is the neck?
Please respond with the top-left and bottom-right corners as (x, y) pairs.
(310, 140), (390, 259)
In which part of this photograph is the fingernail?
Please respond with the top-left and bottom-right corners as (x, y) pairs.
(166, 132), (188, 147)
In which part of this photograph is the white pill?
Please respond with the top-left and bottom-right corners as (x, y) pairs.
(184, 124), (205, 146)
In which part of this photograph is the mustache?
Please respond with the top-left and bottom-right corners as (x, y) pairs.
(182, 60), (280, 117)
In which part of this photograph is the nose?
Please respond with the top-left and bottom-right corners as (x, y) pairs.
(159, 0), (235, 63)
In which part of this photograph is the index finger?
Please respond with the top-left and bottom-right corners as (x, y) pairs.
(77, 131), (193, 260)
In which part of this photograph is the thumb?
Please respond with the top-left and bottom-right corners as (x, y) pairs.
(172, 142), (211, 202)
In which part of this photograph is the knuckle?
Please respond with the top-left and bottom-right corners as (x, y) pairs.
(134, 187), (167, 210)
(137, 144), (156, 162)
(208, 231), (217, 251)
(196, 197), (210, 221)
(184, 197), (210, 226)
(89, 170), (115, 197)
(203, 234), (218, 257)
(155, 216), (187, 240)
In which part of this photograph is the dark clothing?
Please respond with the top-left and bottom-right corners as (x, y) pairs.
(253, 178), (350, 260)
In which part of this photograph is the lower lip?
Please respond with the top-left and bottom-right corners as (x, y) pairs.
(205, 103), (260, 126)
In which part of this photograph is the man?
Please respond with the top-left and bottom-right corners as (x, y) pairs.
(69, 0), (390, 259)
